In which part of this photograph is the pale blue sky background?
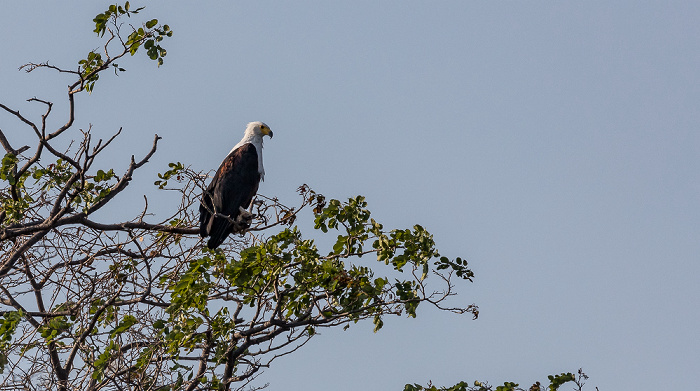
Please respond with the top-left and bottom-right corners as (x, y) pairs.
(2, 2), (699, 390)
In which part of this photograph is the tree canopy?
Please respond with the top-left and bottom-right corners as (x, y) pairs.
(0, 4), (587, 391)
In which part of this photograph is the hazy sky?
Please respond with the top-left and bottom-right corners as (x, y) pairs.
(2, 2), (699, 390)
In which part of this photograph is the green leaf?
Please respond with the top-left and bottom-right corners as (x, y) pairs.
(547, 373), (575, 390)
(332, 235), (346, 254)
(373, 315), (383, 332)
(0, 351), (7, 375)
(92, 340), (118, 380)
(110, 314), (138, 337)
(0, 310), (23, 349)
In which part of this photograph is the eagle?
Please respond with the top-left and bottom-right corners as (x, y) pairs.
(199, 121), (273, 249)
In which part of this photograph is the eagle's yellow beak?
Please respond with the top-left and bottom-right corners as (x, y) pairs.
(262, 126), (273, 138)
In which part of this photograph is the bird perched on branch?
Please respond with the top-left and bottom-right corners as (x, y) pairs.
(199, 121), (273, 249)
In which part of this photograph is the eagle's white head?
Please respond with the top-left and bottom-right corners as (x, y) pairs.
(246, 121), (273, 139)
(232, 121), (273, 151)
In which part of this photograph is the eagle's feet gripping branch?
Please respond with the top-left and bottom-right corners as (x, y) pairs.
(234, 207), (254, 232)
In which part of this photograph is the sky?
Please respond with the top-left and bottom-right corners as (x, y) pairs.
(2, 2), (699, 390)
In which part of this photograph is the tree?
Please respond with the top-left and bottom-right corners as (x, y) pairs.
(0, 4), (589, 391)
(0, 4), (479, 390)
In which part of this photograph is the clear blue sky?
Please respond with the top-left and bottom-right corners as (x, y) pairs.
(2, 2), (699, 390)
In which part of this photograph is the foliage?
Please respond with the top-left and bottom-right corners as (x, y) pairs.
(0, 4), (479, 390)
(0, 3), (589, 391)
(79, 2), (172, 92)
(405, 370), (589, 391)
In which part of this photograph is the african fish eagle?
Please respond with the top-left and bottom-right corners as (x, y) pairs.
(199, 121), (273, 249)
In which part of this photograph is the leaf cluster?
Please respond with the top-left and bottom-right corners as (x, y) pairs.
(93, 2), (145, 37)
(0, 153), (31, 223)
(405, 371), (583, 391)
(154, 162), (185, 189)
(0, 311), (22, 374)
(1, 153), (119, 225)
(79, 2), (173, 92)
(145, 190), (477, 388)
